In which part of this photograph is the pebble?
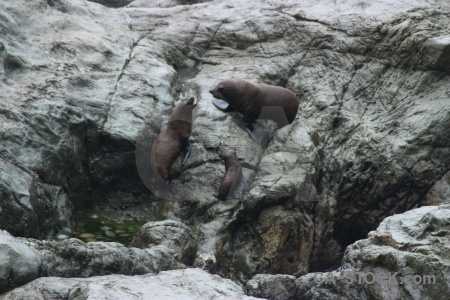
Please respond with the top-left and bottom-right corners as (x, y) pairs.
(88, 214), (99, 219)
(56, 234), (70, 240)
(58, 227), (73, 235)
(105, 231), (116, 237)
(79, 233), (95, 239)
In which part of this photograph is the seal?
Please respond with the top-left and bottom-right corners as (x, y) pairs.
(150, 97), (197, 183)
(214, 150), (248, 200)
(209, 79), (299, 144)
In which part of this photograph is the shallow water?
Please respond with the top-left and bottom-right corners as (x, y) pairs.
(72, 215), (146, 246)
(47, 214), (147, 246)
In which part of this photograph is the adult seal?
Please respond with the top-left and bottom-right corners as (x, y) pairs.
(150, 97), (197, 191)
(209, 79), (299, 144)
(214, 150), (248, 200)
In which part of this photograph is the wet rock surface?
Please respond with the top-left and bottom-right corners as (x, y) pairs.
(0, 0), (449, 298)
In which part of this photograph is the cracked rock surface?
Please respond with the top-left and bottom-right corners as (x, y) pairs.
(0, 230), (183, 293)
(246, 178), (450, 299)
(294, 203), (450, 300)
(129, 220), (198, 265)
(0, 0), (449, 298)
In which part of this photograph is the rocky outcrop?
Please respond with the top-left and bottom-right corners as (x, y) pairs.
(1, 268), (262, 300)
(423, 171), (450, 205)
(246, 274), (297, 300)
(127, 0), (212, 8)
(0, 231), (43, 294)
(129, 220), (198, 265)
(297, 204), (450, 300)
(0, 0), (449, 296)
(0, 159), (73, 238)
(246, 203), (450, 300)
(0, 230), (182, 293)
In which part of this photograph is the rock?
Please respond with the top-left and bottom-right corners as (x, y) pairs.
(1, 269), (263, 300)
(0, 230), (183, 293)
(246, 274), (297, 300)
(295, 204), (450, 300)
(0, 158), (73, 238)
(423, 171), (450, 205)
(129, 220), (198, 265)
(0, 231), (42, 293)
(127, 0), (212, 8)
(0, 0), (449, 292)
(0, 0), (135, 238)
(21, 238), (183, 278)
(217, 166), (318, 281)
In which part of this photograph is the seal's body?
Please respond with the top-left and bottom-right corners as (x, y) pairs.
(209, 79), (299, 143)
(215, 150), (247, 200)
(151, 97), (197, 182)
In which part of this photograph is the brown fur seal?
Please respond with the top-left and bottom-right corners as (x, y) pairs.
(150, 97), (197, 185)
(209, 79), (299, 144)
(214, 150), (248, 200)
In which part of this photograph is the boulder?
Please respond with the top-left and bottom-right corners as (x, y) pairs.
(1, 269), (262, 300)
(129, 220), (198, 265)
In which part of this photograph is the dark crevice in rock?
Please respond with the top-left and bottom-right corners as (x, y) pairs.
(87, 0), (135, 8)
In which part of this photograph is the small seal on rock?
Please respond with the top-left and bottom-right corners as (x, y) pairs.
(150, 97), (197, 186)
(209, 79), (299, 144)
(214, 150), (248, 200)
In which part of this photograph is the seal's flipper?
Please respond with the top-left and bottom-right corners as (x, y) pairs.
(240, 176), (250, 192)
(241, 120), (262, 144)
(212, 99), (234, 112)
(180, 142), (191, 166)
(163, 182), (178, 196)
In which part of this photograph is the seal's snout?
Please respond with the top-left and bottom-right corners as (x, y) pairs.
(209, 88), (221, 99)
(186, 97), (197, 107)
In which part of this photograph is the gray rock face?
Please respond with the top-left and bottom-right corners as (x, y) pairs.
(0, 230), (182, 293)
(129, 220), (198, 265)
(246, 274), (297, 300)
(0, 0), (449, 296)
(0, 159), (73, 237)
(423, 171), (450, 205)
(248, 204), (450, 300)
(127, 0), (212, 8)
(0, 231), (43, 293)
(1, 269), (262, 300)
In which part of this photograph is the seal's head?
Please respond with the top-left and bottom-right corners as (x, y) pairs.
(209, 82), (226, 100)
(209, 79), (240, 101)
(182, 97), (197, 108)
(168, 97), (197, 124)
(219, 149), (236, 162)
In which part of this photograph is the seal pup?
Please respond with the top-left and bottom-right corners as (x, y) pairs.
(214, 149), (248, 200)
(209, 79), (299, 144)
(149, 97), (197, 194)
